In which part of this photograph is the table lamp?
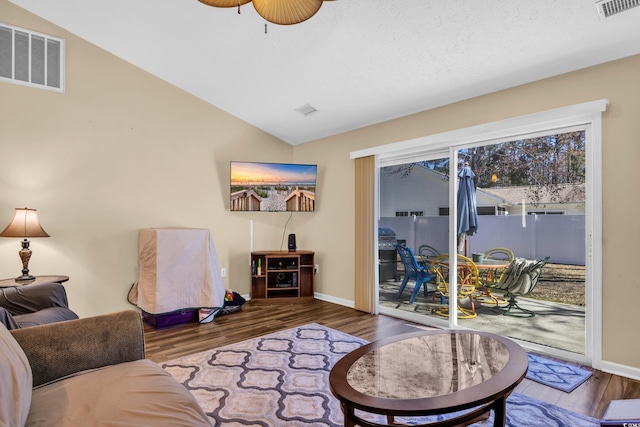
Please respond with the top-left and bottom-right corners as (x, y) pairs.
(0, 208), (50, 281)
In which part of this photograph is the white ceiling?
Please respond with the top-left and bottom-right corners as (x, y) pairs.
(8, 0), (640, 145)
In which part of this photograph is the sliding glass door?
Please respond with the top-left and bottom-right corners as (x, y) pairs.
(377, 127), (589, 359)
(378, 153), (451, 326)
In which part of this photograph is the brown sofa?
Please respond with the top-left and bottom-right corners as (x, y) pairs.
(1, 310), (212, 426)
(0, 282), (78, 330)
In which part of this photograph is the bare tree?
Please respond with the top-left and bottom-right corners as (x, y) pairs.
(385, 130), (586, 205)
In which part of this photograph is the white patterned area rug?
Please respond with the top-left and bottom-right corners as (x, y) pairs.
(162, 323), (367, 426)
(161, 323), (600, 427)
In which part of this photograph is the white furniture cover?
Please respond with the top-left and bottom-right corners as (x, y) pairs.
(128, 228), (225, 314)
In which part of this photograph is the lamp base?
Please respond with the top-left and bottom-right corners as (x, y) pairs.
(16, 239), (34, 282)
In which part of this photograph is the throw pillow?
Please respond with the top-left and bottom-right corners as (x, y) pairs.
(0, 322), (32, 427)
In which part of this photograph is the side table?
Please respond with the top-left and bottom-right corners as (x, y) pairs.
(0, 275), (69, 288)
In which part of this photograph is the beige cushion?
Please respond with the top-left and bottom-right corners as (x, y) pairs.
(0, 322), (33, 427)
(27, 359), (211, 426)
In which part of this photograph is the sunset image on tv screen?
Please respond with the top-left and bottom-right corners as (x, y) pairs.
(230, 162), (317, 212)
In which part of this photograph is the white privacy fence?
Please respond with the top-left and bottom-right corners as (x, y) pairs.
(379, 214), (585, 266)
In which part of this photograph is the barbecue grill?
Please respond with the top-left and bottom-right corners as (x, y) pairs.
(378, 228), (398, 281)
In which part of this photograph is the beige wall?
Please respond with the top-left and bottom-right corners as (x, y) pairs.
(3, 1), (640, 373)
(295, 56), (640, 371)
(1, 2), (296, 318)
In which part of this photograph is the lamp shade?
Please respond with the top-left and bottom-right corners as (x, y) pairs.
(0, 208), (50, 238)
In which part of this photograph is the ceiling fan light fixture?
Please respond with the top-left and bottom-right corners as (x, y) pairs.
(198, 0), (251, 7)
(198, 0), (330, 25)
(252, 0), (323, 25)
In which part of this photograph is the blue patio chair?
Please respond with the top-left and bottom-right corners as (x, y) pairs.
(395, 245), (435, 304)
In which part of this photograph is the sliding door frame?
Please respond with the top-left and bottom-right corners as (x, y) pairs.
(351, 99), (607, 368)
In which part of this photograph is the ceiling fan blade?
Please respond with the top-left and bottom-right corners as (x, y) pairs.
(252, 0), (323, 25)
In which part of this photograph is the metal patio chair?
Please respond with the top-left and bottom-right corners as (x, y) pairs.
(484, 247), (515, 262)
(490, 256), (551, 317)
(474, 247), (515, 305)
(418, 244), (440, 261)
(430, 254), (479, 319)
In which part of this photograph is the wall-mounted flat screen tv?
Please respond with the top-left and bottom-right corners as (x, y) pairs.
(230, 161), (317, 212)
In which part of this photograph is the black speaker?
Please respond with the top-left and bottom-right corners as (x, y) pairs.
(288, 234), (297, 252)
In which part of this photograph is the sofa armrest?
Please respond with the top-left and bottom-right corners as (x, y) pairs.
(0, 306), (20, 330)
(0, 282), (70, 315)
(10, 310), (145, 387)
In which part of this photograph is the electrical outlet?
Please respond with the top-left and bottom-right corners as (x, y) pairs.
(221, 268), (227, 277)
(314, 264), (319, 274)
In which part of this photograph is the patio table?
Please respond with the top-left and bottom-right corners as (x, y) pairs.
(432, 256), (510, 307)
(475, 259), (510, 286)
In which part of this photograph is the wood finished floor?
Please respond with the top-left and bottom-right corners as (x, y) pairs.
(143, 299), (640, 420)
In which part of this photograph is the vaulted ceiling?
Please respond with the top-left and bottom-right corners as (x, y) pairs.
(9, 0), (640, 145)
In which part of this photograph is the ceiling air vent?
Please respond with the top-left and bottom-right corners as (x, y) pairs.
(596, 0), (640, 19)
(295, 104), (318, 117)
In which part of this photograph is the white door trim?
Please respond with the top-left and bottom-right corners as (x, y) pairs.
(359, 99), (608, 367)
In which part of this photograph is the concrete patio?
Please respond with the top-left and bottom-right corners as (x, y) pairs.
(379, 281), (585, 354)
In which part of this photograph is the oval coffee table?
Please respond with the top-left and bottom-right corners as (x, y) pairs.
(329, 329), (528, 427)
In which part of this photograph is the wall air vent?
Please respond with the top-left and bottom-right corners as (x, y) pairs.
(295, 104), (318, 117)
(596, 0), (640, 19)
(0, 23), (65, 92)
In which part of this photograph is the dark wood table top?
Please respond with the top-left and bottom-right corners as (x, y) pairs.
(0, 275), (69, 288)
(329, 329), (528, 426)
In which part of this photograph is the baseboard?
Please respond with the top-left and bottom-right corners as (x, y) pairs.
(313, 292), (354, 308)
(600, 360), (640, 382)
(243, 292), (354, 308)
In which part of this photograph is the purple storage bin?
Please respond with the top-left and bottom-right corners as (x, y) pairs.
(142, 309), (198, 328)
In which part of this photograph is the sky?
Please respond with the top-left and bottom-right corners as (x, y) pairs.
(230, 162), (317, 186)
